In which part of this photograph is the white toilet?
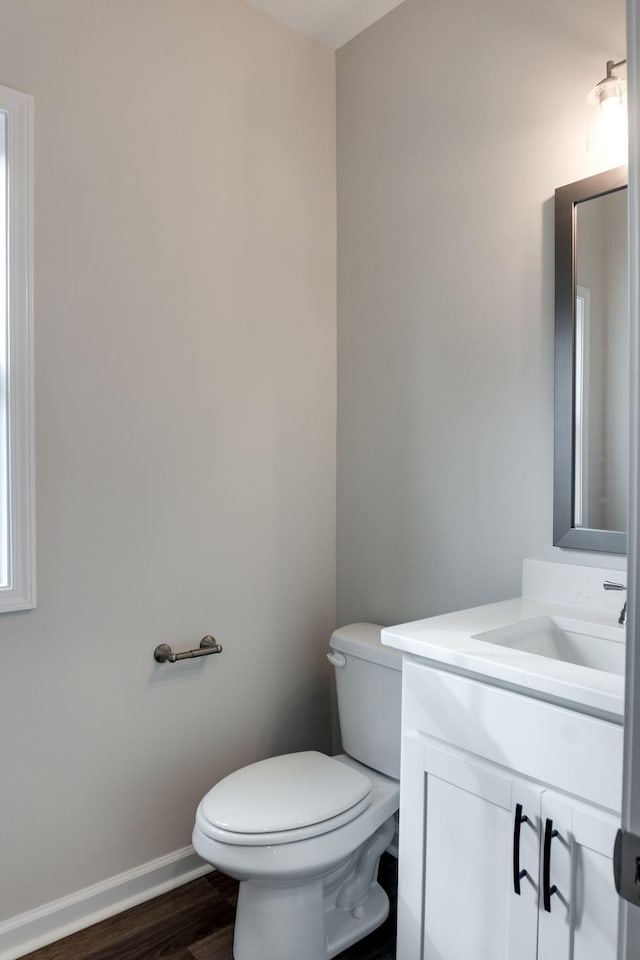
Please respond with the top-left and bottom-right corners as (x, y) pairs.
(192, 622), (402, 960)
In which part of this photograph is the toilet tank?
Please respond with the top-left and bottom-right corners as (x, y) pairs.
(329, 623), (403, 781)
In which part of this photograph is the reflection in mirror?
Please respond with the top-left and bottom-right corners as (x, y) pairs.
(574, 189), (628, 532)
(554, 166), (628, 554)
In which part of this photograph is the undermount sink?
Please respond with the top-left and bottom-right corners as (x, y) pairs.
(472, 615), (625, 677)
(382, 560), (628, 720)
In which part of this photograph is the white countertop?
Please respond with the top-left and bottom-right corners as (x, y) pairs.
(382, 594), (625, 721)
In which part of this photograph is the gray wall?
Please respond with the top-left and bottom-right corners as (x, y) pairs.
(0, 0), (336, 924)
(336, 0), (627, 628)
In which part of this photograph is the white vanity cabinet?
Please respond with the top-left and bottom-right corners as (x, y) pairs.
(536, 792), (618, 960)
(397, 659), (623, 960)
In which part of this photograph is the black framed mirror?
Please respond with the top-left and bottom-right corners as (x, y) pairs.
(554, 166), (628, 554)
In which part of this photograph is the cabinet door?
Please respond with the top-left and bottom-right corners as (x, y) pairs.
(538, 793), (619, 960)
(420, 744), (540, 960)
(570, 805), (619, 960)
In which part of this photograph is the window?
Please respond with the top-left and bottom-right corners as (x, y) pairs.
(0, 84), (34, 611)
(573, 285), (590, 529)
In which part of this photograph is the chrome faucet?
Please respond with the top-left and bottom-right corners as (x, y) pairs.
(603, 581), (627, 626)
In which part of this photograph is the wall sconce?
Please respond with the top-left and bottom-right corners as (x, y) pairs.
(587, 58), (628, 166)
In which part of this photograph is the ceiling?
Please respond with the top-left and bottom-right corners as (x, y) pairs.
(244, 0), (406, 49)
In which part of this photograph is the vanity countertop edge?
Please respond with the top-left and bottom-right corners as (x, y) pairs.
(381, 595), (625, 721)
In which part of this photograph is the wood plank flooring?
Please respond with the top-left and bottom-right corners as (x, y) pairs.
(20, 854), (397, 960)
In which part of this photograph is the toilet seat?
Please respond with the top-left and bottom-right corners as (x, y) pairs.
(196, 751), (373, 846)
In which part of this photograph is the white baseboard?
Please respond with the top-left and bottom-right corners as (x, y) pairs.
(0, 845), (212, 960)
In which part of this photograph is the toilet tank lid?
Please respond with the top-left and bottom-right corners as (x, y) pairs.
(330, 623), (403, 671)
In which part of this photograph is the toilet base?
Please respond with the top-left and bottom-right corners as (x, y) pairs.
(232, 818), (394, 960)
(325, 880), (389, 958)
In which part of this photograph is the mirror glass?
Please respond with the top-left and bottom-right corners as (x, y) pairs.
(554, 167), (628, 554)
(574, 188), (628, 531)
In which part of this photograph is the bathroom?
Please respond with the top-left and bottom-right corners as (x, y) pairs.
(0, 0), (633, 957)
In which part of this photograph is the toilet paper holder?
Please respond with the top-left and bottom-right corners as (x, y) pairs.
(154, 635), (223, 663)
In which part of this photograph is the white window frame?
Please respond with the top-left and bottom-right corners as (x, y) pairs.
(0, 84), (34, 611)
(574, 284), (591, 529)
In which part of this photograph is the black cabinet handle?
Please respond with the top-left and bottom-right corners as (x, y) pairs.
(543, 818), (559, 912)
(513, 803), (529, 895)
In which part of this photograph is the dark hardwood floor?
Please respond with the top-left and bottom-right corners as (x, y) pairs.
(20, 855), (397, 960)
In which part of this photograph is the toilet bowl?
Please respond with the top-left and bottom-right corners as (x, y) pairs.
(192, 624), (402, 960)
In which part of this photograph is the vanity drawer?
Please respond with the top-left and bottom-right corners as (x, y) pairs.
(402, 658), (623, 812)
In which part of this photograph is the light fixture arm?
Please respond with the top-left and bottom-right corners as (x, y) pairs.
(607, 58), (628, 78)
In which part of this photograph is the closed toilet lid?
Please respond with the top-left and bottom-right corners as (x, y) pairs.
(200, 751), (372, 835)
